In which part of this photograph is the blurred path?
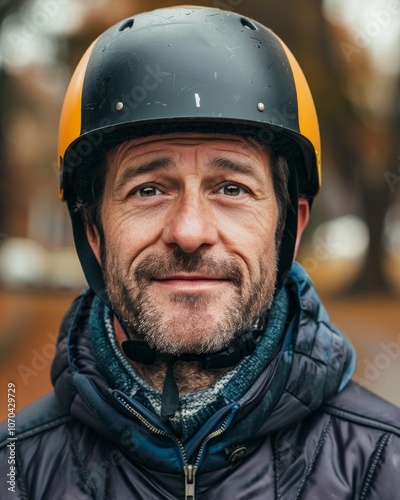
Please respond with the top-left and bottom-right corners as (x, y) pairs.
(0, 290), (74, 421)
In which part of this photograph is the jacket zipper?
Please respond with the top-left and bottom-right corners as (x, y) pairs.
(183, 464), (197, 500)
(115, 393), (232, 500)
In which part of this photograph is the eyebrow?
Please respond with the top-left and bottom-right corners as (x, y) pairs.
(210, 157), (265, 182)
(113, 154), (264, 193)
(113, 157), (174, 193)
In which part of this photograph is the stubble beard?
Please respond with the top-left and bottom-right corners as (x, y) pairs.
(102, 246), (278, 356)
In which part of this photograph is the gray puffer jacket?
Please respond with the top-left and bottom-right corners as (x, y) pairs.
(1, 263), (400, 499)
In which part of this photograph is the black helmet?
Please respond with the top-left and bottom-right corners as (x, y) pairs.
(58, 5), (321, 304)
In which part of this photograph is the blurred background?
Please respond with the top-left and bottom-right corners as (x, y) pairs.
(0, 0), (399, 421)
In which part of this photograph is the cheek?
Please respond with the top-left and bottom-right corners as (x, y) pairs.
(218, 204), (278, 277)
(102, 208), (164, 265)
(222, 202), (277, 247)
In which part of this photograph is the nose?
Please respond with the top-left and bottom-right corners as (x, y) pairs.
(161, 191), (218, 253)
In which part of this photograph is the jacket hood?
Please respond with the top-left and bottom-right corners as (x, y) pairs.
(51, 262), (356, 473)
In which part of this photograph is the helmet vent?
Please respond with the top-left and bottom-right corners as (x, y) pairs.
(118, 19), (134, 32)
(240, 17), (258, 30)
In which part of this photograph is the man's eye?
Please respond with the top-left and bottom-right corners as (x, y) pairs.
(133, 186), (161, 197)
(218, 184), (246, 196)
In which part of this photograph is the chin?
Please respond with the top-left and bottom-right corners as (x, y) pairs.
(150, 319), (238, 355)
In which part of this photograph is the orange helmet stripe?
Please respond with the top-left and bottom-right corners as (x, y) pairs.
(279, 40), (322, 190)
(58, 39), (97, 176)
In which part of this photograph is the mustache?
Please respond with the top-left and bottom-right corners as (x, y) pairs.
(133, 248), (244, 289)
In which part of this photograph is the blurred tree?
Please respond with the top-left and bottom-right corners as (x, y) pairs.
(0, 66), (6, 236)
(0, 0), (26, 238)
(322, 0), (400, 292)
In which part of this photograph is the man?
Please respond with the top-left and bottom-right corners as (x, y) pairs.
(1, 6), (399, 499)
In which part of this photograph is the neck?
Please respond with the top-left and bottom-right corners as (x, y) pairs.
(114, 317), (229, 394)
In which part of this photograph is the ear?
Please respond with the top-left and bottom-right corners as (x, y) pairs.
(86, 225), (102, 265)
(294, 198), (310, 258)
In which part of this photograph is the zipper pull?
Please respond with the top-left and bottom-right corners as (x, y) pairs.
(184, 465), (197, 500)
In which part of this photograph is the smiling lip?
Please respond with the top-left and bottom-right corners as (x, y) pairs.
(153, 274), (228, 290)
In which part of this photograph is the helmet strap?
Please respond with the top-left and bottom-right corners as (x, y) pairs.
(68, 201), (111, 308)
(122, 325), (265, 420)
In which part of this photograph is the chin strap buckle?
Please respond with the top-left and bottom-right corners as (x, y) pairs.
(122, 328), (262, 369)
(121, 324), (264, 420)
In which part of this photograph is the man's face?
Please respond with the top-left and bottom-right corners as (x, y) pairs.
(91, 133), (279, 355)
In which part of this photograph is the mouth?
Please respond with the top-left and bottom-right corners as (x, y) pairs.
(152, 273), (229, 290)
